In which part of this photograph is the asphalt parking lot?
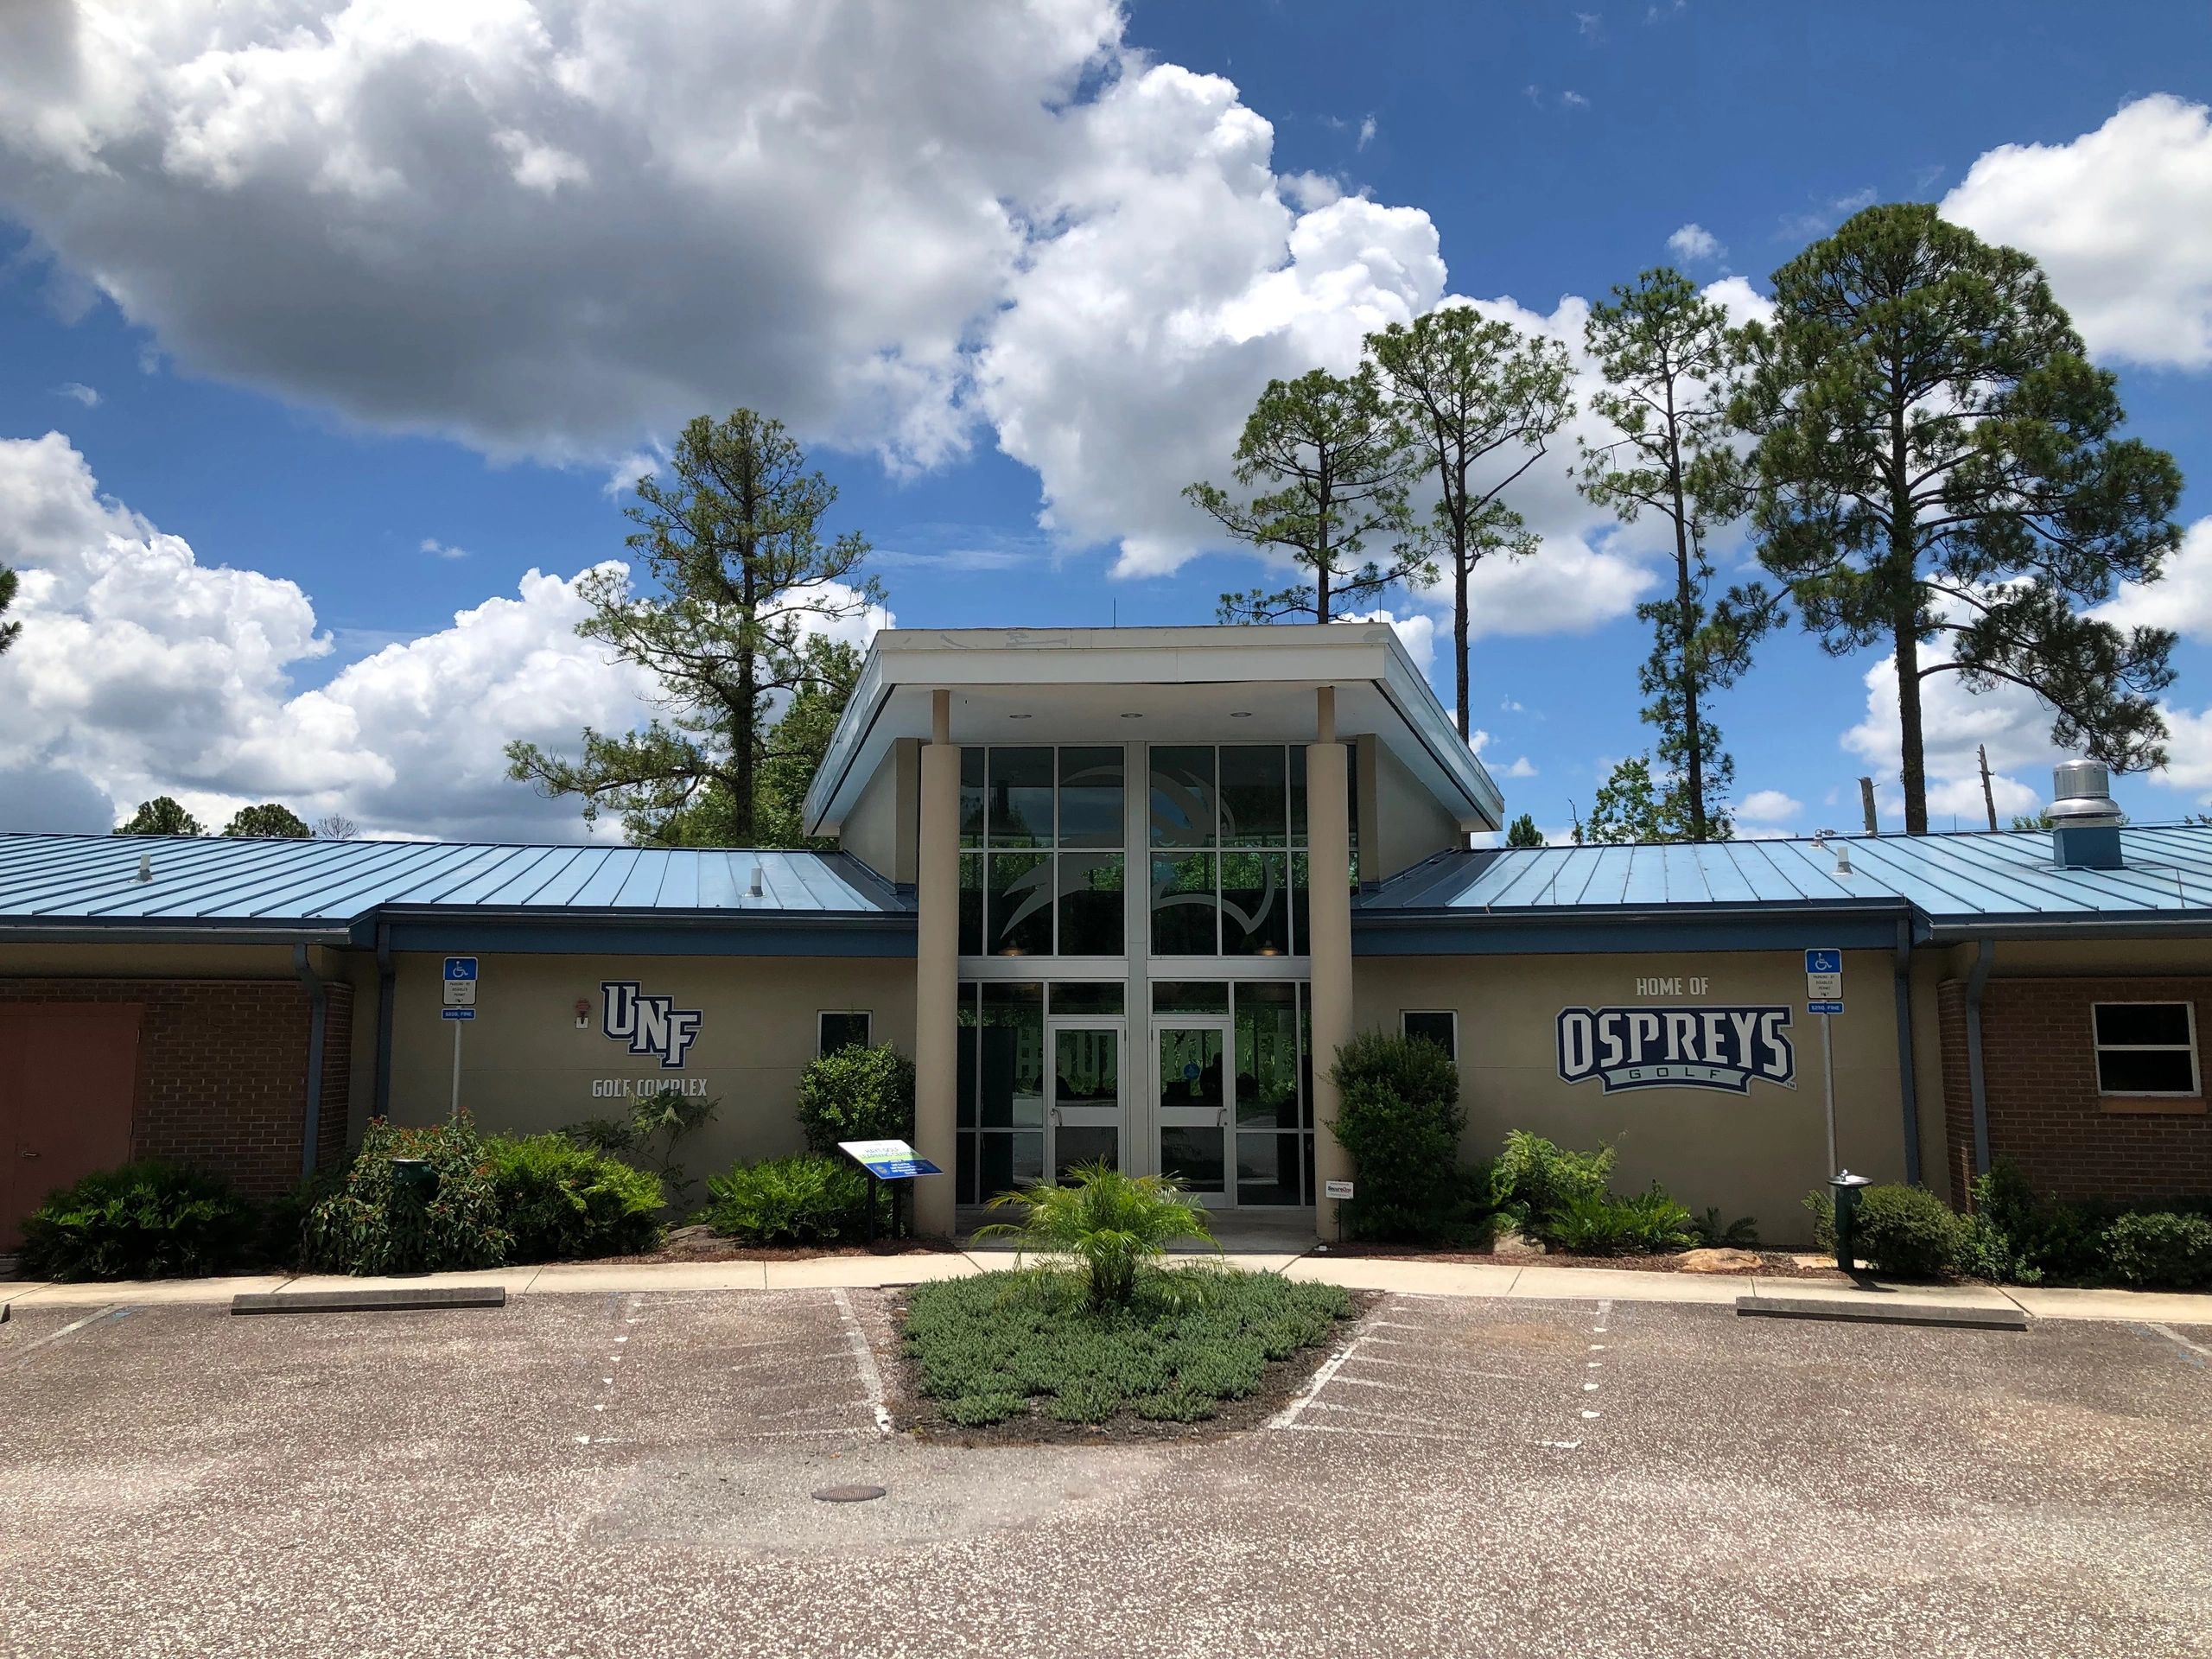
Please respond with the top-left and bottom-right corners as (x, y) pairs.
(3, 1286), (2209, 1659)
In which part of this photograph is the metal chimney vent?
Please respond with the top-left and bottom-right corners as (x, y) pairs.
(2050, 760), (2123, 869)
(2050, 760), (2123, 826)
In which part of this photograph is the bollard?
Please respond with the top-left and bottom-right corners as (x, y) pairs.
(1829, 1170), (1873, 1274)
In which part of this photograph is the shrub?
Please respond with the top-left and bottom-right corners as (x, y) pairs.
(18, 1161), (259, 1281)
(1960, 1160), (2112, 1286)
(1327, 1031), (1468, 1242)
(1495, 1131), (1615, 1228)
(976, 1161), (1214, 1308)
(1807, 1183), (1968, 1278)
(486, 1135), (664, 1262)
(258, 1168), (343, 1270)
(301, 1116), (511, 1275)
(699, 1153), (874, 1246)
(2104, 1211), (2212, 1290)
(1693, 1208), (1761, 1249)
(795, 1043), (916, 1154)
(1532, 1185), (1697, 1255)
(563, 1091), (719, 1211)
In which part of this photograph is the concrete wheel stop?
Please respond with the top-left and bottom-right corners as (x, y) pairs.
(232, 1286), (509, 1316)
(1736, 1293), (2028, 1332)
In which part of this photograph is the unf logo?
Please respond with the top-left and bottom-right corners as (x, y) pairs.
(1557, 1005), (1794, 1095)
(601, 982), (702, 1069)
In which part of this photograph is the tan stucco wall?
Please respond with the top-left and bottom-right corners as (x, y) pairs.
(1354, 950), (1912, 1246)
(383, 952), (916, 1179)
(1366, 736), (1467, 882)
(837, 741), (917, 886)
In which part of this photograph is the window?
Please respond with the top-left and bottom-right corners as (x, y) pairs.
(2093, 1002), (2200, 1096)
(960, 747), (1127, 957)
(1149, 745), (1339, 958)
(1402, 1010), (1458, 1063)
(818, 1010), (873, 1055)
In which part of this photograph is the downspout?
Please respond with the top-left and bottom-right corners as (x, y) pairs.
(291, 945), (328, 1180)
(1892, 918), (1921, 1187)
(374, 922), (395, 1119)
(1962, 938), (1996, 1188)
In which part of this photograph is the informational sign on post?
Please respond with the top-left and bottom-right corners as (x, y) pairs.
(442, 957), (479, 1118)
(1804, 949), (1842, 1176)
(1323, 1179), (1355, 1201)
(837, 1139), (942, 1180)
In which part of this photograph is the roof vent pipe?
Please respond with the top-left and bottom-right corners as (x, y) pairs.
(2050, 760), (2123, 870)
(136, 853), (152, 884)
(748, 865), (765, 899)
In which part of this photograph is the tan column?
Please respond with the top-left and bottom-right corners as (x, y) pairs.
(912, 690), (960, 1237)
(1306, 686), (1356, 1215)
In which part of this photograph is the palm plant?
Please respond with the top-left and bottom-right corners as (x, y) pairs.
(976, 1161), (1217, 1310)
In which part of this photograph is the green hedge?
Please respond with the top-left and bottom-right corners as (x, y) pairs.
(301, 1117), (512, 1275)
(19, 1160), (259, 1281)
(699, 1154), (877, 1245)
(487, 1135), (665, 1262)
(795, 1044), (916, 1154)
(1326, 1031), (1472, 1243)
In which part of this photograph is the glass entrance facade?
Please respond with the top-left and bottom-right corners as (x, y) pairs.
(951, 740), (1329, 1211)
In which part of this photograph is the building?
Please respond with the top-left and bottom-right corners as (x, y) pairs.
(3, 624), (2208, 1249)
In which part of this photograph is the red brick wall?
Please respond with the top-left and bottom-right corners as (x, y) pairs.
(1937, 982), (1974, 1208)
(1939, 976), (2212, 1206)
(0, 979), (353, 1198)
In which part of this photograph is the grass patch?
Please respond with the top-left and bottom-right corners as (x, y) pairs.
(903, 1267), (1352, 1429)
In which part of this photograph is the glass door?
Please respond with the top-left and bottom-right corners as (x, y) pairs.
(1048, 1021), (1122, 1182)
(1154, 1020), (1231, 1205)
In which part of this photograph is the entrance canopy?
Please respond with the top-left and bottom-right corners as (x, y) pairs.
(802, 624), (1505, 839)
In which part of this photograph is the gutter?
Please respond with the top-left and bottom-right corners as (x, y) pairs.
(1892, 918), (1921, 1186)
(291, 944), (328, 1181)
(374, 921), (394, 1120)
(0, 923), (353, 946)
(1963, 938), (1996, 1186)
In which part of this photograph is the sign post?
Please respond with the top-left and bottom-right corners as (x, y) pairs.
(442, 957), (479, 1120)
(837, 1139), (943, 1243)
(1804, 949), (1843, 1175)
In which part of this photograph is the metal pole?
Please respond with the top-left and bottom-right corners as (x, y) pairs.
(450, 1019), (462, 1122)
(1821, 1011), (1838, 1177)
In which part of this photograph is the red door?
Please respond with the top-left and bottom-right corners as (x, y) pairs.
(0, 1004), (142, 1252)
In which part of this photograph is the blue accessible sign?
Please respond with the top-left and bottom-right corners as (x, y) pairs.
(838, 1138), (942, 1180)
(441, 1008), (476, 1021)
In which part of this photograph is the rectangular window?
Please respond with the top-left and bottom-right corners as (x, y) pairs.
(1402, 1010), (1458, 1063)
(818, 1010), (872, 1055)
(1151, 852), (1218, 956)
(1057, 747), (1125, 849)
(986, 747), (1054, 846)
(1150, 746), (1218, 848)
(2094, 1002), (2200, 1096)
(987, 850), (1054, 956)
(1219, 745), (1288, 847)
(1055, 851), (1125, 956)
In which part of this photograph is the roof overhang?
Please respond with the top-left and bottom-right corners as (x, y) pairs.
(804, 625), (1504, 836)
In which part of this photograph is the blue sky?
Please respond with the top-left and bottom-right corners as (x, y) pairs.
(2, 2), (2209, 842)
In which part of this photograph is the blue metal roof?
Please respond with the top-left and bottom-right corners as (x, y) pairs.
(1358, 824), (2212, 938)
(0, 834), (912, 938)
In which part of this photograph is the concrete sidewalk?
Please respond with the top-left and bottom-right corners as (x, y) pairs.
(4, 1249), (2209, 1326)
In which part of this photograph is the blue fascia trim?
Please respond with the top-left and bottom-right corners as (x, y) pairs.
(381, 918), (917, 957)
(1354, 909), (1908, 956)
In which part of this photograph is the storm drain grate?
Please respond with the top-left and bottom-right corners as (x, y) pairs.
(811, 1484), (888, 1503)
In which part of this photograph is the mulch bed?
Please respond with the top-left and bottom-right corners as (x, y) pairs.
(1314, 1241), (1848, 1281)
(884, 1285), (1382, 1446)
(580, 1224), (957, 1267)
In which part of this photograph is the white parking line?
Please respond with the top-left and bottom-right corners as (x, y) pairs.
(1269, 1306), (1384, 1430)
(831, 1287), (893, 1436)
(8, 1305), (125, 1367)
(2145, 1322), (2211, 1365)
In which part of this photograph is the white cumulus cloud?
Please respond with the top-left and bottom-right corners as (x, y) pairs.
(1735, 788), (1802, 824)
(1943, 94), (2212, 369)
(0, 433), (886, 841)
(1666, 223), (1723, 264)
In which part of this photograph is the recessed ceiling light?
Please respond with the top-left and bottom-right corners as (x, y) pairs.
(1121, 712), (1142, 719)
(1007, 713), (1032, 720)
(1230, 711), (1253, 719)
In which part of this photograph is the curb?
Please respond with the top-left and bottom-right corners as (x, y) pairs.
(1737, 1294), (2029, 1332)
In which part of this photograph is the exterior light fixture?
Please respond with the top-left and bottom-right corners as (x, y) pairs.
(1007, 712), (1032, 720)
(573, 999), (591, 1029)
(1121, 712), (1142, 719)
(1230, 712), (1253, 719)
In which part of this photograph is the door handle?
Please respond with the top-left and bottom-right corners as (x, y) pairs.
(18, 1147), (38, 1159)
